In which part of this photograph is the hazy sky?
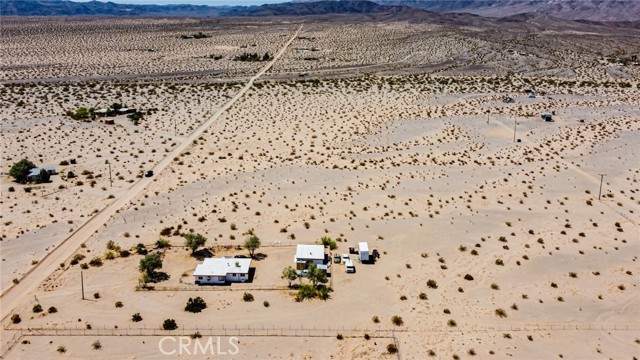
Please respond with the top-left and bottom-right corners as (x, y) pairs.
(73, 0), (292, 5)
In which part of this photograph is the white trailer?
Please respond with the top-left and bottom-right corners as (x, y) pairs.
(358, 242), (369, 262)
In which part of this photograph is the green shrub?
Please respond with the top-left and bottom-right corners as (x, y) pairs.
(185, 297), (207, 313)
(163, 319), (178, 330)
(242, 292), (254, 302)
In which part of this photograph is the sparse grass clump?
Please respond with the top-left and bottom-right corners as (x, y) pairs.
(391, 316), (403, 326)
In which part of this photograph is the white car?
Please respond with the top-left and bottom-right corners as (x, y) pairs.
(341, 254), (350, 263)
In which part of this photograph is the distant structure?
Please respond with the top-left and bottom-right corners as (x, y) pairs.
(26, 166), (57, 181)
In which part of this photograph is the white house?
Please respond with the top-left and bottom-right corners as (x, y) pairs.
(193, 257), (251, 285)
(294, 244), (326, 270)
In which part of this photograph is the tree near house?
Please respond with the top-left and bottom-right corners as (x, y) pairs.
(244, 234), (261, 258)
(307, 263), (327, 287)
(36, 168), (50, 183)
(281, 266), (297, 287)
(184, 232), (206, 254)
(138, 252), (162, 275)
(9, 158), (36, 183)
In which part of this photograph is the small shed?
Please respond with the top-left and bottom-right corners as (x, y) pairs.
(104, 118), (115, 125)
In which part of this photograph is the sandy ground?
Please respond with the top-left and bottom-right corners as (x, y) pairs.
(1, 16), (639, 360)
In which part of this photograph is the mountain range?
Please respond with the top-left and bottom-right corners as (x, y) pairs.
(1, 0), (639, 21)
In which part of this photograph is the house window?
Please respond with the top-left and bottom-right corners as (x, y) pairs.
(198, 276), (203, 280)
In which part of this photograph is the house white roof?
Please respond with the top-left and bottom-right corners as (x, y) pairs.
(358, 242), (369, 252)
(193, 258), (251, 277)
(295, 244), (325, 261)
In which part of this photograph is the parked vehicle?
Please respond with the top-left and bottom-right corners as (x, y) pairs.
(345, 259), (355, 273)
(145, 170), (154, 177)
(333, 255), (341, 264)
(341, 254), (350, 263)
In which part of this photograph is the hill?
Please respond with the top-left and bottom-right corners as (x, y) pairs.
(376, 0), (640, 21)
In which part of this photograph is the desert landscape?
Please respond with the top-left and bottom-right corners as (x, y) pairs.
(1, 10), (639, 360)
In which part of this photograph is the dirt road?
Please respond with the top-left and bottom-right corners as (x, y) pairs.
(0, 24), (303, 324)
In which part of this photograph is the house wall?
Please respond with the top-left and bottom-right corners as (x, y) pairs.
(295, 258), (324, 270)
(226, 273), (248, 283)
(194, 275), (225, 285)
(195, 273), (248, 285)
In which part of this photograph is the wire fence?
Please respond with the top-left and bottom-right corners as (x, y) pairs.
(5, 322), (639, 337)
(3, 322), (638, 358)
(136, 284), (290, 292)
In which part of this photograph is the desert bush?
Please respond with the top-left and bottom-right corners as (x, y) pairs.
(391, 316), (403, 326)
(162, 319), (177, 330)
(33, 304), (43, 313)
(372, 315), (380, 323)
(132, 313), (143, 322)
(495, 308), (508, 318)
(155, 238), (171, 249)
(89, 257), (103, 267)
(320, 236), (337, 250)
(57, 345), (66, 353)
(48, 306), (58, 314)
(447, 319), (457, 327)
(11, 314), (21, 324)
(243, 292), (254, 302)
(427, 279), (438, 289)
(92, 340), (102, 350)
(185, 297), (207, 313)
(387, 344), (398, 354)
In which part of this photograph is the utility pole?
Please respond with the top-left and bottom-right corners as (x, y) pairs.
(598, 174), (605, 200)
(108, 161), (112, 188)
(513, 117), (517, 142)
(487, 112), (489, 124)
(81, 270), (85, 300)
